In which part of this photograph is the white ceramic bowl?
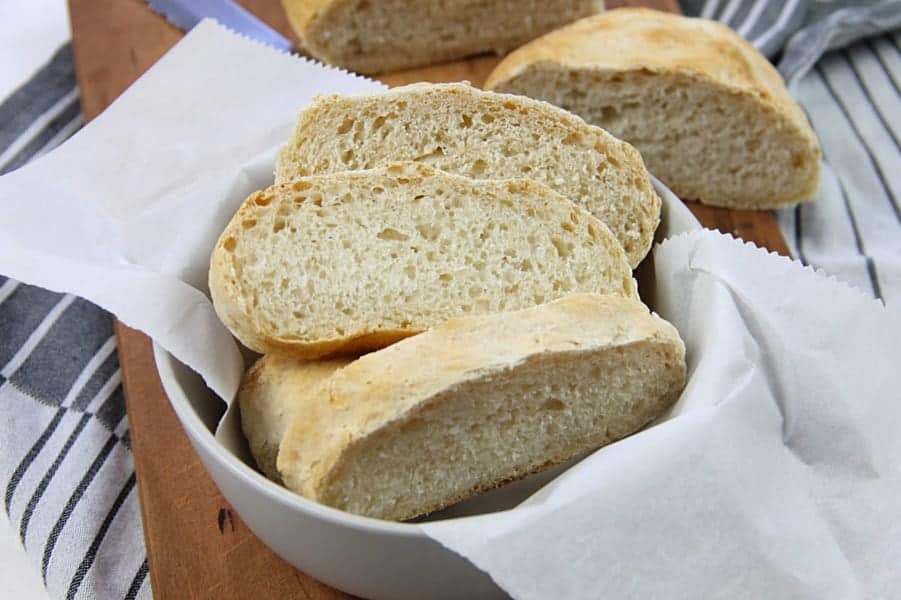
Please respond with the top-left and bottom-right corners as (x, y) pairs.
(154, 178), (700, 600)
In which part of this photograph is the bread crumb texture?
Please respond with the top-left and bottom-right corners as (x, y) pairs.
(210, 162), (637, 359)
(276, 82), (660, 267)
(283, 0), (604, 74)
(485, 8), (821, 208)
(276, 293), (686, 521)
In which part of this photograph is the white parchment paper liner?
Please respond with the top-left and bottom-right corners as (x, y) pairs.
(0, 21), (898, 599)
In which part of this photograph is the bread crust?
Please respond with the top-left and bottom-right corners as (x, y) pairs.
(485, 8), (821, 208)
(277, 293), (686, 521)
(277, 82), (661, 267)
(281, 0), (605, 74)
(210, 162), (638, 359)
(238, 354), (352, 482)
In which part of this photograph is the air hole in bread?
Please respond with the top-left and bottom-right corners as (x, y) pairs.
(564, 132), (584, 145)
(471, 159), (487, 176)
(551, 237), (569, 259)
(543, 399), (566, 411)
(273, 219), (286, 233)
(223, 237), (236, 252)
(241, 219), (257, 229)
(460, 114), (472, 128)
(254, 194), (271, 207)
(481, 113), (495, 124)
(599, 106), (619, 123)
(337, 118), (354, 134)
(415, 222), (440, 241)
(377, 227), (409, 241)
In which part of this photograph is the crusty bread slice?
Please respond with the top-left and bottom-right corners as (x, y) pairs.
(276, 82), (660, 268)
(276, 293), (686, 521)
(485, 8), (821, 209)
(281, 0), (604, 74)
(210, 162), (637, 360)
(239, 355), (352, 482)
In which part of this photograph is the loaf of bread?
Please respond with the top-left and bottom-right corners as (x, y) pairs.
(281, 0), (605, 74)
(485, 8), (821, 209)
(210, 162), (637, 360)
(276, 82), (661, 268)
(239, 355), (351, 482)
(275, 293), (686, 521)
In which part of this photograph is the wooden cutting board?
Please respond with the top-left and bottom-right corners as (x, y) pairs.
(68, 1), (790, 598)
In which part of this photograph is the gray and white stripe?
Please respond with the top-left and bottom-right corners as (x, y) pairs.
(0, 44), (151, 599)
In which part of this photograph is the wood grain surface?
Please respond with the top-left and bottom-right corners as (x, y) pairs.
(68, 0), (789, 598)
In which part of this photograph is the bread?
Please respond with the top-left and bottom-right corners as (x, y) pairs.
(239, 355), (352, 482)
(484, 8), (821, 209)
(210, 162), (637, 360)
(281, 0), (605, 74)
(276, 82), (661, 268)
(276, 293), (686, 521)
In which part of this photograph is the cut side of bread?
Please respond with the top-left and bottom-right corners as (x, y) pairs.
(239, 355), (351, 483)
(210, 162), (637, 360)
(281, 0), (604, 74)
(485, 8), (821, 209)
(276, 82), (660, 268)
(277, 293), (687, 521)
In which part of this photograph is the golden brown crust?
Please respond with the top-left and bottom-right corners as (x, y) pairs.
(486, 8), (809, 129)
(484, 8), (821, 208)
(280, 0), (330, 48)
(277, 82), (661, 267)
(210, 161), (638, 359)
(277, 293), (686, 519)
(281, 0), (605, 74)
(238, 354), (353, 482)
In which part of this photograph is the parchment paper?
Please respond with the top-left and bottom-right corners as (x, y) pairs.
(0, 22), (898, 599)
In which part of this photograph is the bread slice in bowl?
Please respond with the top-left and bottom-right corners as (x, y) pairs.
(275, 293), (686, 521)
(276, 82), (661, 267)
(210, 162), (637, 359)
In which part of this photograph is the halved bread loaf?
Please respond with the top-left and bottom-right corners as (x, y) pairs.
(239, 355), (351, 482)
(485, 8), (821, 209)
(276, 82), (661, 267)
(277, 293), (687, 521)
(281, 0), (604, 74)
(210, 162), (637, 360)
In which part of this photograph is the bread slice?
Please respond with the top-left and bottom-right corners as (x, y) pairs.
(276, 82), (661, 268)
(210, 162), (637, 360)
(485, 8), (821, 209)
(239, 355), (352, 482)
(281, 0), (604, 74)
(276, 293), (686, 521)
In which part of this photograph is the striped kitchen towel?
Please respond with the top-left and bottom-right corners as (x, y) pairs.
(0, 46), (150, 600)
(682, 0), (901, 305)
(0, 3), (898, 600)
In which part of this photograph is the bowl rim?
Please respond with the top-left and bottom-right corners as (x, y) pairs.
(154, 175), (700, 540)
